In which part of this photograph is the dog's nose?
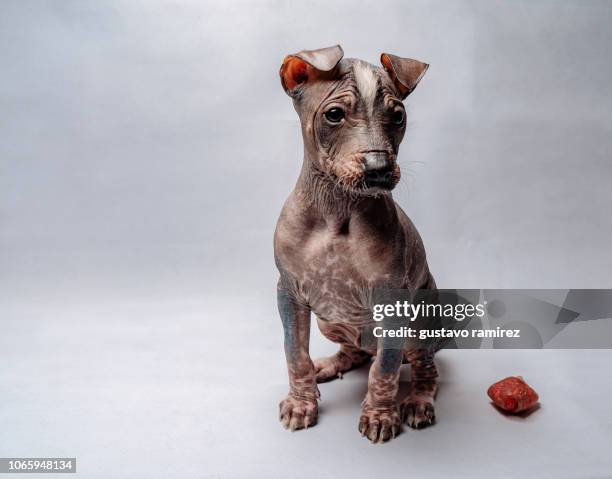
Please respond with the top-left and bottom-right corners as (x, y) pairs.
(364, 152), (393, 186)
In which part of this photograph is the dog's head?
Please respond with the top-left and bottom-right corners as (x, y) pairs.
(280, 45), (428, 195)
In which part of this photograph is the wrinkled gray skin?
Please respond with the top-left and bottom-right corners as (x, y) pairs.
(275, 45), (438, 443)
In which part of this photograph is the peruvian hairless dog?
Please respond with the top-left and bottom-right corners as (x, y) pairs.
(274, 45), (437, 443)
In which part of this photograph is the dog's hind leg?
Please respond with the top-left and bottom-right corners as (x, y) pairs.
(314, 345), (372, 383)
(314, 318), (372, 383)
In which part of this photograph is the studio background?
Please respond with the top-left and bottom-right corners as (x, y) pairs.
(1, 1), (611, 478)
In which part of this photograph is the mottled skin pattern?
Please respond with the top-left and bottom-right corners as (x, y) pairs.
(275, 45), (437, 442)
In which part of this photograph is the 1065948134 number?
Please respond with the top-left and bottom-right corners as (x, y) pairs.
(0, 458), (76, 474)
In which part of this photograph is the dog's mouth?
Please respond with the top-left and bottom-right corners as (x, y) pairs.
(331, 177), (396, 197)
(338, 169), (399, 196)
(364, 170), (396, 190)
(323, 151), (400, 195)
(361, 166), (400, 194)
(349, 177), (397, 197)
(363, 182), (396, 195)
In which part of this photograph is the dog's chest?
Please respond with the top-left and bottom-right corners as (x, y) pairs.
(292, 231), (404, 324)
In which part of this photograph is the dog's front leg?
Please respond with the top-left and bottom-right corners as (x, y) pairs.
(359, 343), (403, 443)
(277, 285), (319, 431)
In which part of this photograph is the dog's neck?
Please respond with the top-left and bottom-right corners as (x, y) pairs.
(294, 159), (390, 233)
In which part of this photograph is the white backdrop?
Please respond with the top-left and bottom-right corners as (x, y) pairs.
(1, 1), (611, 477)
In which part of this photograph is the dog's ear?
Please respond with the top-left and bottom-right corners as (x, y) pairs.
(280, 45), (344, 96)
(380, 53), (429, 99)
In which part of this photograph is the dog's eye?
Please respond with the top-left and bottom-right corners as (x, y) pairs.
(324, 107), (345, 124)
(392, 109), (405, 125)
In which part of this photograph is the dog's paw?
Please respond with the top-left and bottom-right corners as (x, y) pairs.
(279, 394), (318, 431)
(358, 403), (401, 443)
(314, 349), (371, 383)
(400, 395), (435, 429)
(313, 356), (345, 382)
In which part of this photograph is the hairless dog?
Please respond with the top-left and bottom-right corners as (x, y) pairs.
(274, 45), (437, 443)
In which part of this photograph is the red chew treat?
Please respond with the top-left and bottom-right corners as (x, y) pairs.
(487, 376), (539, 413)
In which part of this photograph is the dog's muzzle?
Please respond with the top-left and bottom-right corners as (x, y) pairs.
(363, 152), (394, 188)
